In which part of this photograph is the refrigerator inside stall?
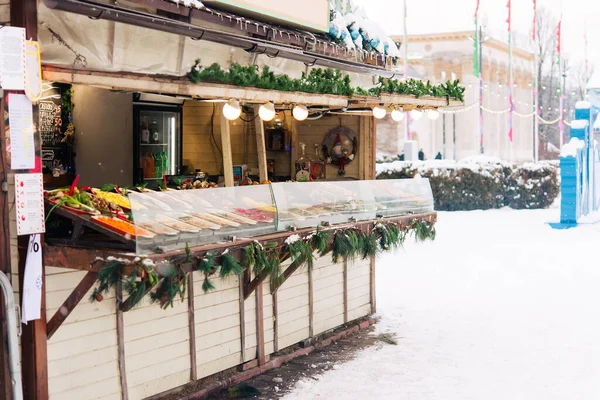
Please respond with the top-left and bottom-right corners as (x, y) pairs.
(133, 95), (183, 186)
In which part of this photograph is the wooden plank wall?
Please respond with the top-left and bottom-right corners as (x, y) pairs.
(194, 272), (242, 379)
(45, 268), (120, 400)
(347, 259), (372, 321)
(0, 0), (9, 24)
(275, 263), (310, 350)
(312, 257), (345, 335)
(123, 295), (190, 399)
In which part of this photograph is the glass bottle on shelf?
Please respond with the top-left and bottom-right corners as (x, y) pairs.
(161, 151), (169, 176)
(150, 119), (159, 144)
(154, 152), (162, 178)
(144, 152), (155, 179)
(141, 118), (150, 144)
(295, 142), (311, 182)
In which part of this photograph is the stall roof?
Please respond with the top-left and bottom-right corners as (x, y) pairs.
(42, 65), (461, 109)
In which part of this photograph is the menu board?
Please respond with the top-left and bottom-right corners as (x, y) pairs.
(38, 94), (61, 147)
(15, 173), (45, 235)
(8, 93), (35, 170)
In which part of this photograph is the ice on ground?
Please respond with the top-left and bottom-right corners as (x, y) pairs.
(283, 208), (600, 400)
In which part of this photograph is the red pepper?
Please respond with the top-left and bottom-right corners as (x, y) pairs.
(241, 178), (249, 186)
(114, 182), (123, 195)
(163, 174), (167, 190)
(182, 177), (192, 186)
(80, 186), (92, 192)
(69, 174), (80, 196)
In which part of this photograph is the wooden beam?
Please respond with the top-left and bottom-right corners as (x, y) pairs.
(343, 258), (348, 323)
(253, 106), (269, 183)
(308, 263), (314, 338)
(272, 291), (278, 352)
(271, 259), (303, 294)
(238, 275), (246, 364)
(187, 273), (197, 381)
(42, 66), (350, 108)
(46, 271), (98, 340)
(116, 281), (129, 400)
(255, 283), (265, 366)
(220, 112), (234, 187)
(370, 255), (376, 314)
(19, 236), (48, 400)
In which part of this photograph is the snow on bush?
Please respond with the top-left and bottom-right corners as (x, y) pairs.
(376, 159), (559, 211)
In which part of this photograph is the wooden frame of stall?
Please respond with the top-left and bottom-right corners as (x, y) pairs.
(0, 1), (460, 399)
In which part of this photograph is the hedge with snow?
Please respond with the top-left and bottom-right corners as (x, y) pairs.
(376, 157), (559, 211)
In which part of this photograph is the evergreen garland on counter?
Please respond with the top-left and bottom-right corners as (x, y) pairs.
(186, 60), (464, 103)
(89, 218), (436, 311)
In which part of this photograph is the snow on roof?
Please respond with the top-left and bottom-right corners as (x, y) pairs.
(587, 71), (600, 90)
(576, 101), (592, 109)
(560, 138), (585, 158)
(570, 120), (589, 130)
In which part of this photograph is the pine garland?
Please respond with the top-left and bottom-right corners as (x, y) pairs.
(89, 218), (437, 311)
(186, 60), (464, 102)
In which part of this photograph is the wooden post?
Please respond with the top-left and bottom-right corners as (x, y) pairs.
(255, 283), (265, 366)
(116, 281), (129, 400)
(18, 236), (48, 400)
(253, 106), (269, 183)
(308, 264), (314, 338)
(220, 112), (234, 187)
(187, 273), (197, 381)
(238, 275), (246, 363)
(359, 116), (368, 180)
(370, 255), (376, 314)
(272, 292), (278, 352)
(343, 258), (348, 323)
(0, 90), (12, 400)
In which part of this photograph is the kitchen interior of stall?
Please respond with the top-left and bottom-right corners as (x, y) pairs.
(40, 83), (365, 190)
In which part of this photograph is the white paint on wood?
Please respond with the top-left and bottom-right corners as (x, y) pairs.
(197, 353), (241, 379)
(48, 377), (120, 400)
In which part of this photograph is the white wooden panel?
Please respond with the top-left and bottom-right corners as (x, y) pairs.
(278, 317), (309, 339)
(49, 313), (116, 344)
(48, 360), (119, 397)
(244, 292), (258, 362)
(195, 299), (239, 323)
(277, 327), (310, 350)
(127, 340), (189, 372)
(197, 326), (241, 351)
(348, 293), (371, 312)
(46, 271), (89, 292)
(348, 303), (372, 321)
(194, 284), (239, 309)
(46, 294), (116, 325)
(49, 377), (120, 400)
(277, 305), (309, 327)
(348, 284), (370, 301)
(280, 270), (309, 289)
(197, 353), (240, 379)
(277, 290), (309, 314)
(313, 313), (345, 336)
(126, 355), (190, 391)
(126, 326), (188, 356)
(48, 346), (117, 379)
(263, 282), (274, 356)
(129, 370), (189, 400)
(348, 273), (370, 291)
(48, 329), (117, 360)
(196, 313), (239, 337)
(197, 338), (241, 365)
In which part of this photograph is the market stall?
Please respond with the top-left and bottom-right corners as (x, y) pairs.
(1, 0), (463, 399)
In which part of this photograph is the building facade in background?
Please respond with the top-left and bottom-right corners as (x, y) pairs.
(378, 31), (535, 162)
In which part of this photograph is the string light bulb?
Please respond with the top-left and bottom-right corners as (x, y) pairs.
(222, 99), (241, 120)
(391, 108), (404, 122)
(410, 109), (423, 120)
(372, 106), (386, 119)
(292, 104), (309, 121)
(427, 109), (440, 120)
(258, 102), (276, 121)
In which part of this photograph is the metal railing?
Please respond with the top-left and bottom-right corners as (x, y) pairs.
(0, 271), (23, 400)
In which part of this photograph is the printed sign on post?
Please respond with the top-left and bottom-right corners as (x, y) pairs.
(21, 234), (42, 324)
(0, 26), (26, 90)
(8, 93), (35, 170)
(15, 173), (46, 235)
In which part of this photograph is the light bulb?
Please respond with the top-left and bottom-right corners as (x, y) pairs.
(391, 109), (404, 121)
(222, 99), (241, 120)
(258, 102), (276, 121)
(372, 106), (386, 119)
(410, 109), (423, 120)
(427, 109), (440, 120)
(292, 104), (309, 121)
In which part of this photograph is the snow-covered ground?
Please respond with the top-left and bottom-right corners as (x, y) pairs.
(283, 208), (600, 400)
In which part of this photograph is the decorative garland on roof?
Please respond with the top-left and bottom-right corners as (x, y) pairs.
(89, 219), (436, 310)
(186, 60), (465, 103)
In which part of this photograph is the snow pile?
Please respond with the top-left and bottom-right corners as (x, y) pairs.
(560, 137), (585, 158)
(283, 208), (600, 400)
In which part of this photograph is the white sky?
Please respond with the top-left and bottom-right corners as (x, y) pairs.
(356, 0), (599, 68)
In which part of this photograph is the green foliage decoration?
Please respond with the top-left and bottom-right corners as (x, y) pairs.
(186, 60), (464, 102)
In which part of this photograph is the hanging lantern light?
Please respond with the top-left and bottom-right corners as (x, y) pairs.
(410, 109), (423, 120)
(258, 102), (276, 121)
(391, 108), (405, 122)
(372, 105), (387, 119)
(222, 99), (241, 120)
(292, 104), (309, 121)
(427, 109), (440, 120)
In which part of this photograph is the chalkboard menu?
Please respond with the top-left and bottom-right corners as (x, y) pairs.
(37, 89), (62, 146)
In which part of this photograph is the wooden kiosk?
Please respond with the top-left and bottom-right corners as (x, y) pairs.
(0, 1), (462, 399)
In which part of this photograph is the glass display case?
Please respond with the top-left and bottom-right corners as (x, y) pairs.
(270, 181), (377, 231)
(129, 185), (277, 255)
(127, 179), (434, 255)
